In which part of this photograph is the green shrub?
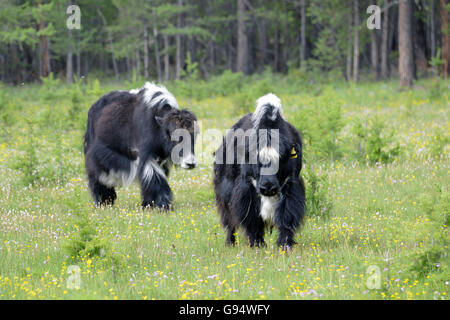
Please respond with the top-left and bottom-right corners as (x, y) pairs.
(231, 77), (273, 115)
(429, 128), (450, 159)
(40, 124), (68, 185)
(87, 78), (103, 97)
(352, 117), (401, 164)
(0, 86), (17, 130)
(64, 210), (126, 272)
(409, 244), (448, 279)
(67, 82), (84, 129)
(0, 87), (11, 137)
(209, 70), (244, 96)
(410, 188), (449, 280)
(428, 80), (444, 100)
(292, 96), (343, 161)
(39, 73), (63, 101)
(13, 120), (41, 186)
(302, 164), (332, 219)
(419, 187), (450, 227)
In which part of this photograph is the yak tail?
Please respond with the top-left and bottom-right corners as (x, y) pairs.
(251, 93), (285, 128)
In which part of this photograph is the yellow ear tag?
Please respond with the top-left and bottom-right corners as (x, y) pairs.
(290, 147), (297, 159)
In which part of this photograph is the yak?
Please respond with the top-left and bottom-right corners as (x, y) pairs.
(84, 82), (198, 210)
(213, 93), (305, 248)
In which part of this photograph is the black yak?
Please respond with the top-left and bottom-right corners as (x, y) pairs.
(84, 82), (198, 209)
(213, 93), (305, 248)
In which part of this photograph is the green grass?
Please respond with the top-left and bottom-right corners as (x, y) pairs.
(0, 74), (448, 300)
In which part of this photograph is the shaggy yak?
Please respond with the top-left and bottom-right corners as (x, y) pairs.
(213, 93), (305, 248)
(84, 82), (198, 209)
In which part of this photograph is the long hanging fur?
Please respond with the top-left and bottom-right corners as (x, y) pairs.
(214, 93), (305, 248)
(84, 83), (197, 209)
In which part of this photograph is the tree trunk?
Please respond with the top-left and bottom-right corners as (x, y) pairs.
(300, 0), (306, 69)
(11, 42), (20, 85)
(99, 15), (106, 74)
(97, 9), (119, 82)
(399, 0), (414, 87)
(430, 0), (436, 75)
(67, 37), (73, 83)
(346, 10), (353, 81)
(67, 0), (73, 83)
(412, 2), (427, 77)
(84, 52), (89, 78)
(353, 0), (359, 83)
(381, 0), (390, 79)
(153, 18), (162, 82)
(176, 0), (183, 79)
(76, 49), (81, 80)
(255, 0), (267, 71)
(371, 30), (379, 80)
(209, 38), (215, 75)
(143, 24), (149, 79)
(39, 20), (50, 78)
(274, 23), (279, 72)
(164, 34), (170, 81)
(126, 56), (131, 78)
(135, 49), (141, 77)
(441, 0), (450, 77)
(227, 32), (233, 71)
(236, 0), (248, 74)
(280, 0), (289, 73)
(0, 54), (4, 82)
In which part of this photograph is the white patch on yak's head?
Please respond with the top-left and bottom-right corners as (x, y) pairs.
(258, 146), (280, 166)
(252, 93), (284, 128)
(130, 82), (179, 109)
(257, 145), (280, 179)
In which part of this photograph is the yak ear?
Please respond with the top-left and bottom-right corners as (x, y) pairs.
(155, 116), (164, 126)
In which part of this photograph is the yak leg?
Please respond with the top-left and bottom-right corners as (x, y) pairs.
(275, 177), (305, 248)
(87, 173), (117, 206)
(139, 158), (172, 210)
(231, 177), (266, 247)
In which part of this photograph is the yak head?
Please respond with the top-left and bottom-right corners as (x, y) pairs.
(156, 108), (198, 170)
(244, 93), (301, 197)
(243, 128), (300, 197)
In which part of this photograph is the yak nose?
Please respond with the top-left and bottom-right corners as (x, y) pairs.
(186, 162), (196, 169)
(259, 183), (278, 197)
(181, 154), (197, 170)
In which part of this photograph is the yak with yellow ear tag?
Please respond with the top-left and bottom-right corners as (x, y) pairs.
(213, 93), (305, 249)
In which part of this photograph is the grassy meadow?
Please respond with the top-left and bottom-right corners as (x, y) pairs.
(0, 71), (448, 300)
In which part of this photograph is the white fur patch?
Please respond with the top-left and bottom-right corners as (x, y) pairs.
(260, 195), (279, 223)
(99, 157), (139, 188)
(259, 146), (279, 165)
(180, 153), (197, 169)
(131, 82), (178, 109)
(142, 159), (167, 186)
(252, 93), (284, 128)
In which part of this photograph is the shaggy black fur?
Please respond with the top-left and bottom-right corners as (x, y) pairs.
(213, 95), (305, 248)
(84, 84), (197, 210)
